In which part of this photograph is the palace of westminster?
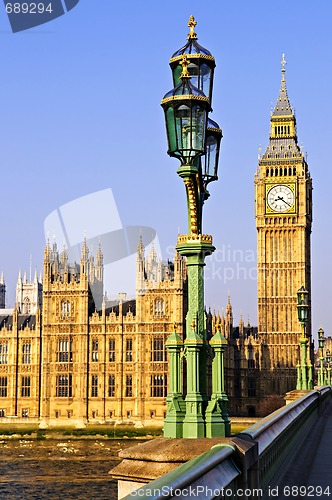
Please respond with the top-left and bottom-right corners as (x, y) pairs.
(0, 30), (314, 427)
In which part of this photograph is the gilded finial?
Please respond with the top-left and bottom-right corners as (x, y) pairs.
(180, 55), (190, 78)
(215, 321), (221, 332)
(187, 15), (197, 40)
(281, 53), (287, 80)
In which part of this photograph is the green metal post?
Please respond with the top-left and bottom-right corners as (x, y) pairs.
(308, 362), (313, 390)
(206, 327), (231, 437)
(327, 366), (331, 386)
(182, 321), (205, 438)
(296, 362), (302, 390)
(164, 327), (185, 438)
(324, 368), (328, 386)
(319, 356), (324, 386)
(176, 237), (214, 438)
(299, 333), (308, 390)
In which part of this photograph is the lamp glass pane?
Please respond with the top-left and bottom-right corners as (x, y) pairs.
(204, 135), (217, 178)
(172, 64), (182, 87)
(200, 63), (210, 98)
(166, 107), (177, 152)
(191, 104), (205, 152)
(188, 62), (199, 89)
(175, 104), (191, 154)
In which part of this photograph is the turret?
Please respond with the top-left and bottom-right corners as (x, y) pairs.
(80, 236), (89, 276)
(0, 273), (5, 308)
(136, 234), (145, 295)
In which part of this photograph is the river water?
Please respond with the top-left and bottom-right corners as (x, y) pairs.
(0, 438), (140, 499)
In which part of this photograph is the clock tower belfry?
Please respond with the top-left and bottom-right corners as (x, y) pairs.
(255, 55), (313, 395)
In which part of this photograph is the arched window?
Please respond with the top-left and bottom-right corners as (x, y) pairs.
(155, 298), (164, 315)
(61, 300), (70, 317)
(92, 339), (98, 362)
(23, 297), (31, 315)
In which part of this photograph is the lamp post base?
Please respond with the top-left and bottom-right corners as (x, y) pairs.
(164, 395), (186, 439)
(182, 396), (205, 438)
(205, 395), (226, 438)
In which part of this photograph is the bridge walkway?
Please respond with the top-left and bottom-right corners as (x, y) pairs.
(276, 398), (332, 497)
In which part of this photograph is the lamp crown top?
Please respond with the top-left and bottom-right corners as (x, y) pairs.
(187, 15), (197, 40)
(180, 55), (190, 78)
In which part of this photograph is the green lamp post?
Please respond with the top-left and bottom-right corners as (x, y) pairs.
(297, 286), (310, 390)
(318, 327), (325, 386)
(326, 349), (331, 386)
(161, 17), (227, 439)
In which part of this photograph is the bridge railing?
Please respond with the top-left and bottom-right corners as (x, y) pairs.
(238, 387), (331, 492)
(121, 388), (331, 499)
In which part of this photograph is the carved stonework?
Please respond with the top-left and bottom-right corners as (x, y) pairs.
(21, 365), (32, 373)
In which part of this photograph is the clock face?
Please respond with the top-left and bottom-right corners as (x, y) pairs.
(267, 185), (295, 213)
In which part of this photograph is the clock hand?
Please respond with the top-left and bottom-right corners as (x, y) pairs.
(275, 195), (292, 207)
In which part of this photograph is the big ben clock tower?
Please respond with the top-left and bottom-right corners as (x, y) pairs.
(255, 55), (312, 396)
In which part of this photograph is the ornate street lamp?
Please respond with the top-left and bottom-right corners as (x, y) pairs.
(318, 326), (325, 386)
(161, 17), (228, 439)
(297, 286), (311, 390)
(297, 286), (309, 323)
(326, 349), (331, 386)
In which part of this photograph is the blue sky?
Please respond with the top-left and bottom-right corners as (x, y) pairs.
(1, 1), (332, 341)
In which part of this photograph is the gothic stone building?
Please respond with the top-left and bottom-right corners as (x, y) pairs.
(0, 238), (186, 426)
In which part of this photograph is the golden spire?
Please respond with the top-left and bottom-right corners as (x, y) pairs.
(180, 55), (190, 78)
(187, 15), (197, 40)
